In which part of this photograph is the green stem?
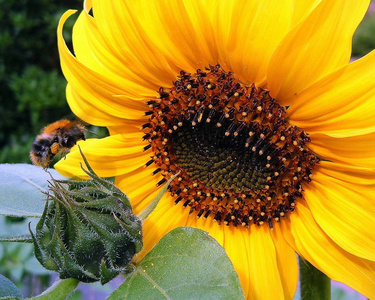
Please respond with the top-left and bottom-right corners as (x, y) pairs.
(299, 256), (331, 300)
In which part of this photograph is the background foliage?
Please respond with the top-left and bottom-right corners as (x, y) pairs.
(0, 0), (92, 165)
(352, 5), (375, 57)
(0, 0), (82, 296)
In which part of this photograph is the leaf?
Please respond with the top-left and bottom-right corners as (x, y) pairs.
(109, 227), (244, 300)
(0, 164), (66, 217)
(26, 278), (79, 300)
(0, 274), (22, 299)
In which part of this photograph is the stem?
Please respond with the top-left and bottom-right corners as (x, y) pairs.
(299, 256), (331, 300)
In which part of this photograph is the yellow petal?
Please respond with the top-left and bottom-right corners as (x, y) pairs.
(286, 201), (375, 299)
(290, 0), (321, 27)
(68, 0), (294, 91)
(133, 0), (219, 70)
(225, 227), (255, 299)
(304, 169), (375, 261)
(66, 86), (132, 127)
(212, 0), (293, 85)
(318, 161), (375, 185)
(270, 225), (298, 300)
(107, 120), (146, 135)
(115, 167), (163, 215)
(244, 226), (285, 300)
(58, 11), (149, 124)
(72, 2), (165, 94)
(309, 132), (375, 168)
(91, 0), (188, 85)
(288, 50), (375, 137)
(267, 0), (369, 105)
(54, 132), (148, 178)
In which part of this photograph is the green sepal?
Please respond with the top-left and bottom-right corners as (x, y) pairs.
(29, 221), (59, 271)
(54, 229), (100, 283)
(72, 195), (129, 213)
(80, 209), (140, 268)
(30, 201), (60, 271)
(113, 213), (143, 253)
(99, 259), (120, 285)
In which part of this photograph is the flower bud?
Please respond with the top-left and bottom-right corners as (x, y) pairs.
(29, 153), (142, 284)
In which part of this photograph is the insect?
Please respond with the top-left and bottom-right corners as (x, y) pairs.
(30, 119), (86, 169)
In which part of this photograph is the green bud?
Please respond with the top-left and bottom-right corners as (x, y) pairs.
(29, 151), (142, 284)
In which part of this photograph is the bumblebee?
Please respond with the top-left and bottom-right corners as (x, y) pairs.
(30, 119), (86, 168)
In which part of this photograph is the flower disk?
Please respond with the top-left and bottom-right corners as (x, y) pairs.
(143, 65), (320, 228)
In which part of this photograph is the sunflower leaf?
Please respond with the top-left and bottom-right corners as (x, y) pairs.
(0, 274), (23, 299)
(0, 164), (66, 217)
(108, 227), (244, 300)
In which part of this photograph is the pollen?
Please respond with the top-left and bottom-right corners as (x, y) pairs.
(142, 65), (319, 228)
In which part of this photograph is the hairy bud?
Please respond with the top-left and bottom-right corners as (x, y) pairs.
(29, 151), (142, 284)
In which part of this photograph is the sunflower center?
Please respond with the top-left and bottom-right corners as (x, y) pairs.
(142, 65), (319, 228)
(171, 111), (274, 192)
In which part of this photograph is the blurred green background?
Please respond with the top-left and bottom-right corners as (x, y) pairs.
(0, 0), (106, 167)
(0, 0), (374, 299)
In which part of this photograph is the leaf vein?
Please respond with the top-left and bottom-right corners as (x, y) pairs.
(14, 172), (48, 192)
(138, 267), (172, 300)
(142, 253), (227, 275)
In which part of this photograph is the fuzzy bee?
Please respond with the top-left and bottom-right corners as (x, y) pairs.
(30, 119), (86, 168)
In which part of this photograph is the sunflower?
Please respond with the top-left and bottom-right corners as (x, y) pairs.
(55, 0), (375, 299)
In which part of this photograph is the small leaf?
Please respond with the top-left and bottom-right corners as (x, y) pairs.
(0, 164), (66, 217)
(109, 227), (244, 300)
(0, 274), (23, 299)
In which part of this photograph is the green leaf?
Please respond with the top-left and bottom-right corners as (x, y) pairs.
(26, 278), (79, 300)
(109, 227), (244, 300)
(0, 274), (22, 299)
(0, 164), (66, 217)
